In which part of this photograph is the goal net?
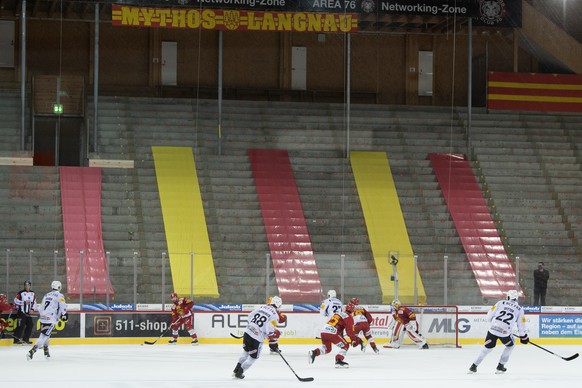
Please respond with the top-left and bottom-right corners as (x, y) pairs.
(373, 305), (460, 348)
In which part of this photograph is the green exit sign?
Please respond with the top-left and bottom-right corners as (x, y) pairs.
(53, 103), (63, 115)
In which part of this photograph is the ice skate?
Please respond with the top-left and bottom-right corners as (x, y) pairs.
(168, 338), (177, 344)
(371, 344), (380, 354)
(468, 364), (477, 374)
(495, 363), (507, 374)
(308, 350), (316, 364)
(232, 363), (244, 379)
(421, 343), (429, 349)
(335, 359), (349, 368)
(26, 347), (36, 361)
(43, 346), (50, 359)
(233, 363), (245, 379)
(191, 338), (199, 345)
(360, 341), (367, 352)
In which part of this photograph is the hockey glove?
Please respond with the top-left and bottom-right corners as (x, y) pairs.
(519, 334), (529, 344)
(270, 329), (281, 339)
(268, 329), (281, 345)
(60, 312), (68, 322)
(278, 312), (287, 324)
(350, 337), (361, 348)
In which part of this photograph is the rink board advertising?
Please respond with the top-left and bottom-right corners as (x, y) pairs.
(539, 315), (582, 337)
(3, 310), (581, 340)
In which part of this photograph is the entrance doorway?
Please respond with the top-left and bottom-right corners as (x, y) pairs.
(291, 46), (307, 90)
(161, 41), (178, 86)
(33, 117), (84, 166)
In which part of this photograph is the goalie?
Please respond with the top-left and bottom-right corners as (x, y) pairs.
(384, 299), (429, 349)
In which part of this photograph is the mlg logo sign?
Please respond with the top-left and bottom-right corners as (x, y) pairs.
(428, 318), (471, 334)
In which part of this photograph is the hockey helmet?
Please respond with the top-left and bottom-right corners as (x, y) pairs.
(345, 303), (356, 314)
(506, 290), (519, 301)
(24, 280), (32, 287)
(269, 296), (283, 309)
(170, 292), (179, 301)
(51, 280), (62, 291)
(349, 297), (360, 305)
(391, 299), (401, 310)
(327, 289), (337, 299)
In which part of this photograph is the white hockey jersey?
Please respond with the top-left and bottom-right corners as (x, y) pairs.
(38, 290), (67, 325)
(14, 290), (37, 315)
(245, 304), (280, 342)
(487, 299), (527, 337)
(320, 297), (342, 318)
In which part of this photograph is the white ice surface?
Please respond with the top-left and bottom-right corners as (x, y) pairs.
(1, 344), (580, 387)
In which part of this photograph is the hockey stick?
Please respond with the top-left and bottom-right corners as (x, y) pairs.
(274, 349), (314, 382)
(1, 331), (26, 344)
(529, 340), (579, 361)
(230, 333), (243, 339)
(143, 321), (177, 345)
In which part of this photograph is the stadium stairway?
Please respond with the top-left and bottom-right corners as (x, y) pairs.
(345, 106), (484, 305)
(0, 89), (22, 153)
(5, 92), (580, 306)
(429, 153), (522, 300)
(88, 98), (478, 305)
(0, 166), (65, 295)
(468, 110), (582, 305)
(60, 166), (114, 298)
(205, 100), (381, 303)
(248, 149), (322, 303)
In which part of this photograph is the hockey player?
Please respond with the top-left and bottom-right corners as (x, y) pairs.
(320, 289), (342, 319)
(308, 302), (360, 368)
(27, 281), (67, 360)
(266, 296), (287, 354)
(232, 296), (284, 379)
(468, 290), (529, 374)
(168, 292), (198, 345)
(0, 293), (11, 311)
(13, 280), (37, 344)
(384, 299), (429, 349)
(0, 294), (12, 337)
(350, 297), (379, 353)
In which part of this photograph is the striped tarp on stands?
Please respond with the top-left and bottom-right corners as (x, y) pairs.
(60, 167), (114, 297)
(248, 149), (322, 303)
(429, 153), (522, 299)
(487, 71), (582, 113)
(152, 146), (219, 298)
(350, 151), (426, 305)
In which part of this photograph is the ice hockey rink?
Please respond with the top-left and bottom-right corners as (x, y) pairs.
(1, 343), (579, 387)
